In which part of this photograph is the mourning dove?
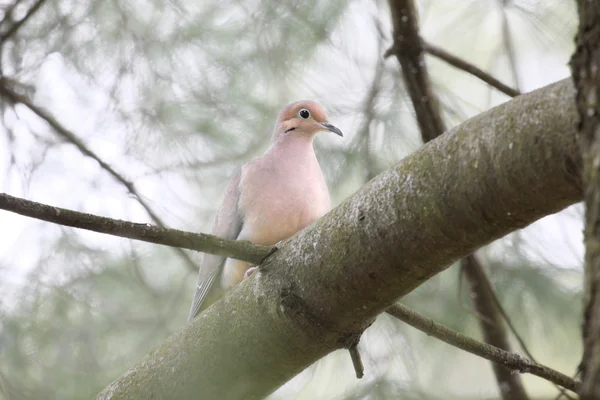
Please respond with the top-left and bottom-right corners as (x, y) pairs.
(188, 101), (343, 321)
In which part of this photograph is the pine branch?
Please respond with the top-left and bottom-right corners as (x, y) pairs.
(421, 41), (521, 97)
(0, 192), (273, 265)
(386, 303), (580, 392)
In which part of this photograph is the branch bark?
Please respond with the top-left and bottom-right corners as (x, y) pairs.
(421, 41), (520, 98)
(571, 1), (600, 398)
(0, 192), (273, 265)
(387, 1), (528, 398)
(387, 0), (445, 142)
(96, 78), (581, 399)
(386, 303), (579, 392)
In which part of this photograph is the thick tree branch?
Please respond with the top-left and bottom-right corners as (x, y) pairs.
(571, 1), (600, 398)
(0, 192), (577, 391)
(96, 79), (581, 399)
(387, 1), (529, 398)
(386, 303), (579, 392)
(0, 192), (273, 265)
(0, 78), (199, 273)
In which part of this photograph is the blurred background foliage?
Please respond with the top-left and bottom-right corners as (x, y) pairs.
(0, 0), (580, 399)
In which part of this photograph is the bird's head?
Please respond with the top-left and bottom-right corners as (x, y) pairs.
(273, 101), (343, 142)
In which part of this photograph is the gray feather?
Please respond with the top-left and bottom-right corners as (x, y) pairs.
(188, 169), (244, 321)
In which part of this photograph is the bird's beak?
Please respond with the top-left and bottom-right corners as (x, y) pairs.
(321, 122), (343, 137)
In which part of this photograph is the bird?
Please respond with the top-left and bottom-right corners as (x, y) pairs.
(188, 101), (343, 321)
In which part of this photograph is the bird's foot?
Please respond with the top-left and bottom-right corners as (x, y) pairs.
(244, 266), (259, 279)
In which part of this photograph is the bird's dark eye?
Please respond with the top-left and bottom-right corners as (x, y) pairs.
(298, 108), (311, 119)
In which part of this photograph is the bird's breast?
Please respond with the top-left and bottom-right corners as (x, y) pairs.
(238, 158), (330, 245)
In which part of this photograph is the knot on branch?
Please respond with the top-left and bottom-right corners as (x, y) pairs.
(384, 35), (424, 59)
(279, 285), (329, 332)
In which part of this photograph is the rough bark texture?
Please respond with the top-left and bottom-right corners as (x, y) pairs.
(571, 1), (600, 399)
(387, 1), (528, 398)
(97, 79), (581, 400)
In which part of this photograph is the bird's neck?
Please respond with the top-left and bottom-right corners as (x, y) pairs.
(268, 134), (316, 159)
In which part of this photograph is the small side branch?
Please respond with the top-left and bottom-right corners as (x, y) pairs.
(386, 303), (580, 393)
(0, 193), (273, 264)
(421, 41), (520, 98)
(344, 333), (365, 379)
(0, 0), (46, 46)
(348, 345), (364, 379)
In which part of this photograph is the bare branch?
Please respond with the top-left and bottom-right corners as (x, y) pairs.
(421, 41), (521, 98)
(0, 192), (273, 265)
(386, 303), (580, 393)
(571, 0), (600, 397)
(347, 342), (364, 379)
(387, 0), (446, 141)
(0, 0), (47, 46)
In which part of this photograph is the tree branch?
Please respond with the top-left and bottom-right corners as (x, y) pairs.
(0, 0), (46, 46)
(387, 0), (446, 141)
(0, 78), (200, 273)
(96, 79), (581, 399)
(420, 41), (521, 98)
(0, 192), (273, 265)
(571, 0), (600, 398)
(387, 1), (529, 398)
(386, 303), (580, 392)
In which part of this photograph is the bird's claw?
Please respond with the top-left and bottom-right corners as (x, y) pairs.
(244, 266), (259, 279)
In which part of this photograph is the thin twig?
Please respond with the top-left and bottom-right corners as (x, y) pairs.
(0, 192), (274, 264)
(348, 344), (364, 379)
(421, 41), (521, 98)
(0, 78), (199, 272)
(0, 0), (47, 46)
(386, 303), (580, 393)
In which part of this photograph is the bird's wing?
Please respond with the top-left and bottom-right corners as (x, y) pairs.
(188, 168), (244, 321)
